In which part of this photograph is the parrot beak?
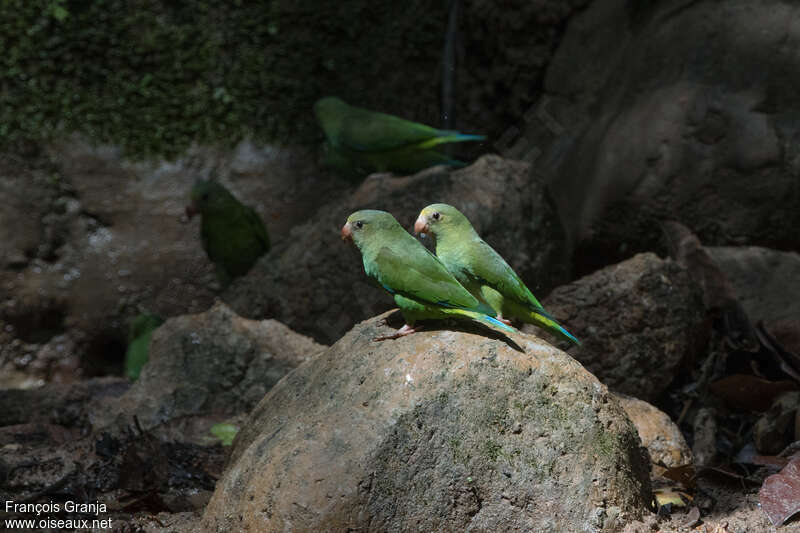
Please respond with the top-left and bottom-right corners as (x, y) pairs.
(341, 222), (352, 242)
(413, 214), (429, 235)
(185, 203), (199, 219)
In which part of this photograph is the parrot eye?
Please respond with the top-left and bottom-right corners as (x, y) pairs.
(432, 212), (440, 220)
(355, 220), (364, 229)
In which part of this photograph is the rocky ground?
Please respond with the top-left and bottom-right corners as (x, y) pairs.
(2, 140), (797, 532)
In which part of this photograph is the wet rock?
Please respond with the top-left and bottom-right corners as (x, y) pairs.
(202, 311), (651, 532)
(526, 253), (707, 402)
(225, 155), (569, 344)
(92, 302), (325, 431)
(615, 394), (692, 471)
(530, 0), (800, 267)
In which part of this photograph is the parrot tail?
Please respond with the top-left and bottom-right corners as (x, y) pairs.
(448, 308), (517, 335)
(527, 311), (580, 345)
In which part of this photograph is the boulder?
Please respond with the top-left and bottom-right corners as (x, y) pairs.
(93, 302), (325, 431)
(615, 394), (692, 471)
(527, 0), (800, 266)
(203, 311), (651, 532)
(705, 247), (800, 325)
(526, 253), (707, 402)
(224, 155), (569, 344)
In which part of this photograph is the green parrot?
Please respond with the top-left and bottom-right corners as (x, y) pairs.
(341, 209), (516, 340)
(415, 204), (580, 345)
(186, 180), (270, 287)
(125, 313), (164, 380)
(314, 96), (486, 176)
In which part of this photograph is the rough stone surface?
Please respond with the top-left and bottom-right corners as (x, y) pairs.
(526, 253), (707, 402)
(615, 394), (692, 470)
(705, 246), (800, 325)
(225, 155), (569, 344)
(203, 311), (651, 533)
(529, 0), (800, 265)
(93, 302), (325, 431)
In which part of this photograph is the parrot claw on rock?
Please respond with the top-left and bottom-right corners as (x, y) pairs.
(374, 324), (419, 341)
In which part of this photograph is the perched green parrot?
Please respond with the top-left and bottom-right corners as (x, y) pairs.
(314, 96), (486, 176)
(186, 180), (270, 287)
(415, 204), (580, 345)
(125, 313), (164, 380)
(341, 209), (516, 340)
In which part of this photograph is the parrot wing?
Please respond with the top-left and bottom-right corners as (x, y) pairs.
(371, 244), (486, 312)
(460, 240), (552, 316)
(339, 106), (443, 151)
(244, 205), (270, 251)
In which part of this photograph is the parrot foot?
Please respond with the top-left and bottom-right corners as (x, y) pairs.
(374, 324), (419, 341)
(497, 316), (513, 326)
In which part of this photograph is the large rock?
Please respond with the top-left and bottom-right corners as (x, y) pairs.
(528, 0), (800, 264)
(224, 155), (569, 344)
(203, 312), (651, 532)
(93, 302), (325, 431)
(526, 253), (707, 402)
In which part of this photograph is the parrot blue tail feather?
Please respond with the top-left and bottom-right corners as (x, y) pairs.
(557, 325), (581, 346)
(476, 314), (517, 335)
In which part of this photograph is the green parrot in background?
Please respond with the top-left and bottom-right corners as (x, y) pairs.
(314, 96), (486, 177)
(186, 180), (270, 287)
(125, 313), (164, 380)
(341, 209), (516, 340)
(415, 204), (580, 345)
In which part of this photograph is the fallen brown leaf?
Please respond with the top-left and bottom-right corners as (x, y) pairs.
(709, 374), (797, 411)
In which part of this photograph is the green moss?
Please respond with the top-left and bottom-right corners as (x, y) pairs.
(482, 439), (502, 462)
(593, 429), (619, 458)
(449, 437), (461, 461)
(0, 0), (448, 159)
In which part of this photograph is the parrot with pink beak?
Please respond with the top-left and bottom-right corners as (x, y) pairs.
(341, 209), (516, 341)
(415, 203), (579, 345)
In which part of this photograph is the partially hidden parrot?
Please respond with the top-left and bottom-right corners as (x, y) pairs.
(314, 96), (486, 177)
(186, 180), (270, 287)
(415, 204), (580, 345)
(341, 209), (516, 340)
(125, 313), (164, 380)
